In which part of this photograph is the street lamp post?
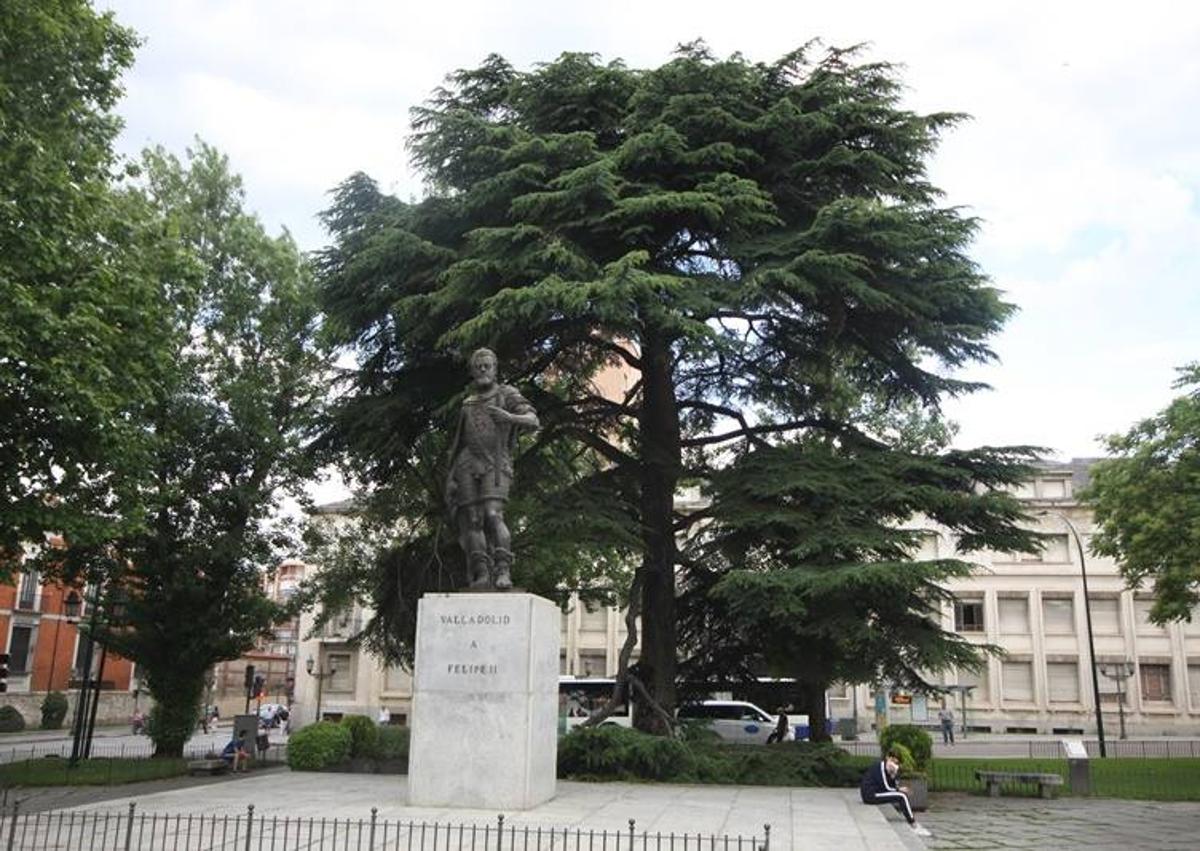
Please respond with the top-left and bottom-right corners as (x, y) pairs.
(305, 655), (336, 723)
(1040, 510), (1107, 758)
(1099, 661), (1135, 740)
(68, 586), (101, 767)
(47, 590), (81, 696)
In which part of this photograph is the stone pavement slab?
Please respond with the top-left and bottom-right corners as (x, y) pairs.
(58, 773), (922, 850)
(922, 793), (1200, 850)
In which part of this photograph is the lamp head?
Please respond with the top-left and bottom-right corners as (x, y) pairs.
(305, 656), (314, 675)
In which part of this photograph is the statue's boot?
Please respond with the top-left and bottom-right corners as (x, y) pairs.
(468, 551), (492, 589)
(493, 549), (514, 590)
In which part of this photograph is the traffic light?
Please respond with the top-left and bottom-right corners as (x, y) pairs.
(0, 653), (8, 693)
(243, 664), (256, 696)
(253, 672), (266, 700)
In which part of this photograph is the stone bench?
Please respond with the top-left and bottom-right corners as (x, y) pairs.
(187, 758), (230, 776)
(975, 769), (1064, 798)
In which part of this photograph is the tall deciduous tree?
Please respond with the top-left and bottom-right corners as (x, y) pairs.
(317, 45), (1036, 731)
(0, 0), (183, 563)
(1087, 363), (1200, 624)
(80, 143), (328, 756)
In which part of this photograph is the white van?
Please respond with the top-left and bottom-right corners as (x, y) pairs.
(676, 700), (776, 744)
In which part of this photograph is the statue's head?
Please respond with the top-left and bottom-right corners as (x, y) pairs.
(469, 348), (497, 387)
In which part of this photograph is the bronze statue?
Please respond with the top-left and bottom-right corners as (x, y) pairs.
(445, 349), (538, 589)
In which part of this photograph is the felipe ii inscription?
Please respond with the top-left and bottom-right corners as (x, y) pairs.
(407, 593), (560, 809)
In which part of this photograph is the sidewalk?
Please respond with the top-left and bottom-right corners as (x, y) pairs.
(60, 772), (926, 850)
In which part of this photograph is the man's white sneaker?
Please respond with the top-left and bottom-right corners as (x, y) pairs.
(911, 823), (932, 838)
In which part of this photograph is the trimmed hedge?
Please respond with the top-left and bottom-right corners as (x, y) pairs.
(376, 725), (410, 762)
(557, 725), (871, 786)
(879, 724), (933, 772)
(40, 692), (69, 730)
(340, 714), (379, 759)
(0, 706), (26, 733)
(287, 722), (352, 771)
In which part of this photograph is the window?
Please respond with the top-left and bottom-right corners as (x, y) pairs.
(998, 597), (1030, 634)
(384, 664), (411, 693)
(1022, 534), (1070, 563)
(1002, 661), (1034, 702)
(579, 651), (607, 677)
(1134, 599), (1164, 632)
(1046, 663), (1080, 702)
(327, 652), (354, 692)
(1140, 664), (1171, 702)
(1189, 664), (1200, 707)
(8, 625), (33, 673)
(16, 571), (38, 611)
(1040, 479), (1068, 500)
(1089, 597), (1121, 634)
(959, 667), (988, 702)
(1042, 597), (1075, 634)
(954, 600), (984, 633)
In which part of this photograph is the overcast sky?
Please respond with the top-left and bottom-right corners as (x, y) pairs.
(100, 0), (1199, 497)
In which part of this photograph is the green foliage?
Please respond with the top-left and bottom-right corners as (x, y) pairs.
(556, 725), (870, 786)
(374, 725), (410, 762)
(40, 692), (69, 730)
(0, 0), (186, 565)
(287, 722), (352, 771)
(316, 44), (1035, 723)
(339, 714), (379, 759)
(1086, 363), (1200, 623)
(0, 706), (26, 733)
(879, 724), (932, 773)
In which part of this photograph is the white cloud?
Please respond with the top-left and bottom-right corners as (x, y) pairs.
(100, 0), (1200, 461)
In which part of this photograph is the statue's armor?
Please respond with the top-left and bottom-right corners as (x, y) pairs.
(448, 384), (531, 510)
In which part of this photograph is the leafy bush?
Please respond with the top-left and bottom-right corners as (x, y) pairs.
(558, 725), (694, 781)
(339, 714), (379, 759)
(287, 722), (352, 771)
(40, 692), (69, 730)
(0, 706), (26, 733)
(880, 724), (932, 773)
(376, 725), (410, 762)
(557, 726), (869, 786)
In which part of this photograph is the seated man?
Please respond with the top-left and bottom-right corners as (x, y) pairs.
(221, 731), (249, 772)
(860, 751), (930, 837)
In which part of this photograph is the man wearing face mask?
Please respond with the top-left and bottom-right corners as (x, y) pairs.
(445, 348), (539, 590)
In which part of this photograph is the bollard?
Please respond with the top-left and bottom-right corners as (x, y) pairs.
(245, 804), (255, 851)
(369, 807), (377, 849)
(123, 802), (137, 851)
(762, 823), (771, 851)
(496, 814), (504, 851)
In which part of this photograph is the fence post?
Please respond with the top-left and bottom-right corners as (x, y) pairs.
(628, 819), (635, 850)
(495, 815), (504, 851)
(123, 802), (137, 851)
(369, 807), (377, 849)
(244, 804), (255, 851)
(762, 824), (771, 851)
(5, 799), (19, 851)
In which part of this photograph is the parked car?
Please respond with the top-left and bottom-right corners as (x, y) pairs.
(676, 700), (776, 744)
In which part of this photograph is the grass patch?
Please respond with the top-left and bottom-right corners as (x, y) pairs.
(0, 757), (187, 787)
(930, 757), (1200, 801)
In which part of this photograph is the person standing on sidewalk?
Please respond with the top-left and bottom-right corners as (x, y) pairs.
(938, 702), (955, 745)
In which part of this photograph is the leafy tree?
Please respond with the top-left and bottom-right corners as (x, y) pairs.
(0, 0), (183, 564)
(1086, 363), (1200, 624)
(74, 142), (328, 756)
(316, 44), (1036, 731)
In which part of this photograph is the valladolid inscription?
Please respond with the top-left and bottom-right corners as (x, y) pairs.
(445, 348), (539, 590)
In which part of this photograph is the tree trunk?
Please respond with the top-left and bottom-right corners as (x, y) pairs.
(634, 334), (681, 734)
(149, 671), (205, 757)
(799, 680), (831, 742)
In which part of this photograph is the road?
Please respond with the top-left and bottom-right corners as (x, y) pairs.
(0, 723), (289, 763)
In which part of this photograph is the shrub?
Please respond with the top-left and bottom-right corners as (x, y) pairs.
(287, 722), (352, 771)
(558, 725), (693, 781)
(339, 714), (379, 759)
(879, 724), (932, 773)
(40, 692), (69, 730)
(376, 725), (410, 762)
(0, 706), (25, 733)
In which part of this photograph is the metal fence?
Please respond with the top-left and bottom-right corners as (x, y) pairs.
(0, 804), (770, 851)
(838, 739), (1200, 759)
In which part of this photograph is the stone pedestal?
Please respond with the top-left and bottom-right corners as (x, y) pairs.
(407, 593), (559, 809)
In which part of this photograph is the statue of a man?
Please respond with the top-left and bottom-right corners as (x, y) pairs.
(445, 348), (539, 589)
